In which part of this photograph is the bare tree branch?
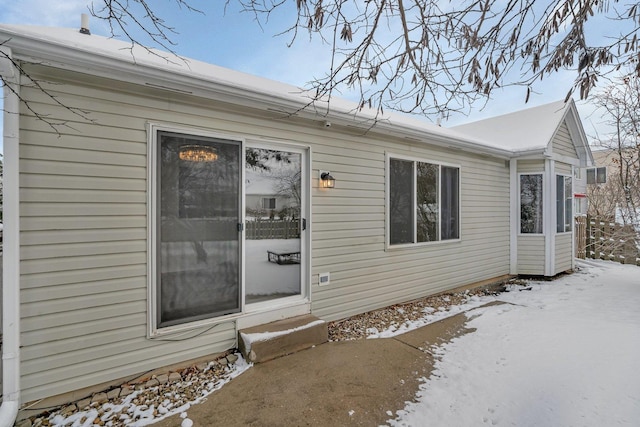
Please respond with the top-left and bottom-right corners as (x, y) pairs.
(2, 0), (640, 129)
(236, 0), (640, 118)
(589, 71), (640, 243)
(1, 40), (95, 134)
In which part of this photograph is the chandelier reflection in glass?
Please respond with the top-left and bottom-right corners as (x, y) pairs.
(179, 144), (218, 162)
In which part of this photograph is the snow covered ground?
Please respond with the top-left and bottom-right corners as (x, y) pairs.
(388, 259), (640, 426)
(42, 260), (639, 426)
(245, 238), (300, 298)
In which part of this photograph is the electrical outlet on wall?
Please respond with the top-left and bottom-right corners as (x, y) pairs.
(319, 272), (330, 286)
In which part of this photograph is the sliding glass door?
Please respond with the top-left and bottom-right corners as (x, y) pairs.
(245, 145), (305, 305)
(157, 131), (242, 328)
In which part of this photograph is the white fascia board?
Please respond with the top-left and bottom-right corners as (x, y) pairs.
(565, 105), (594, 167)
(544, 159), (555, 276)
(509, 158), (518, 274)
(511, 148), (548, 159)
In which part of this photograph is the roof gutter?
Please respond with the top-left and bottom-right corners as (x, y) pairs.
(0, 46), (21, 427)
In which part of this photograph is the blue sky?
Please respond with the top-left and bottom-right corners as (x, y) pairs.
(0, 0), (618, 152)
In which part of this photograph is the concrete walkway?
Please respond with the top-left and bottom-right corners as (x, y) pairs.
(153, 309), (480, 427)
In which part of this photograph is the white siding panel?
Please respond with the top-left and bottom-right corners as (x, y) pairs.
(18, 76), (238, 403)
(21, 252), (147, 275)
(18, 67), (513, 402)
(22, 276), (144, 303)
(555, 162), (572, 174)
(552, 122), (578, 158)
(22, 216), (147, 232)
(517, 235), (546, 275)
(22, 325), (236, 402)
(555, 233), (573, 273)
(312, 151), (511, 321)
(21, 159), (146, 179)
(21, 313), (144, 347)
(517, 160), (545, 174)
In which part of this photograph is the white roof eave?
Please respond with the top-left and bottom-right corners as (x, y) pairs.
(9, 39), (313, 115)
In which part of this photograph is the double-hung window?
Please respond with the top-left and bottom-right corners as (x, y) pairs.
(388, 156), (460, 246)
(261, 197), (276, 210)
(586, 167), (606, 184)
(556, 175), (573, 233)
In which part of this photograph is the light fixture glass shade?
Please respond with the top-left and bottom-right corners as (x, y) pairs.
(179, 145), (218, 162)
(320, 172), (335, 188)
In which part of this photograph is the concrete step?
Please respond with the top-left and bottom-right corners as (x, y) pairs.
(238, 315), (328, 363)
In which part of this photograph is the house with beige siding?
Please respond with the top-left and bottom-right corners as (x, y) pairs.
(453, 102), (594, 276)
(0, 22), (593, 422)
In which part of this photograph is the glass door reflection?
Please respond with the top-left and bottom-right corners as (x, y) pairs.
(245, 147), (302, 304)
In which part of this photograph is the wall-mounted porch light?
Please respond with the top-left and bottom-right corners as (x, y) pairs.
(179, 144), (218, 162)
(320, 171), (335, 188)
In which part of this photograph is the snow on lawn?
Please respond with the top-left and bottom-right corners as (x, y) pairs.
(388, 260), (640, 426)
(245, 239), (300, 296)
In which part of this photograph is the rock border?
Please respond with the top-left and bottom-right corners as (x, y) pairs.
(17, 353), (240, 427)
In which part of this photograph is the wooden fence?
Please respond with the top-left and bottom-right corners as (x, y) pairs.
(576, 215), (640, 266)
(246, 218), (300, 240)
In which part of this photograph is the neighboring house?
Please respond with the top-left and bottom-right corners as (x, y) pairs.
(245, 166), (298, 219)
(452, 103), (594, 275)
(0, 23), (593, 417)
(585, 147), (640, 220)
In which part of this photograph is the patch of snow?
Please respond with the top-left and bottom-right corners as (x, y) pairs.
(48, 355), (251, 427)
(240, 320), (325, 353)
(388, 260), (640, 426)
(368, 293), (497, 339)
(245, 239), (301, 297)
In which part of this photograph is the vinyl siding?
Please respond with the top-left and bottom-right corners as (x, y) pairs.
(312, 151), (511, 320)
(516, 161), (546, 275)
(551, 121), (577, 275)
(554, 233), (573, 274)
(18, 66), (510, 402)
(517, 159), (544, 174)
(517, 235), (546, 275)
(18, 71), (241, 403)
(552, 122), (578, 158)
(555, 162), (572, 175)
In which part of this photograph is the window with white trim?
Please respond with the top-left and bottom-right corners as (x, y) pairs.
(520, 174), (543, 234)
(586, 167), (606, 184)
(556, 175), (573, 233)
(388, 157), (460, 245)
(261, 197), (276, 210)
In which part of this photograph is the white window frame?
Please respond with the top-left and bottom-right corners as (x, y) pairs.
(556, 174), (573, 234)
(385, 153), (461, 249)
(518, 172), (544, 235)
(261, 197), (277, 210)
(586, 167), (606, 184)
(244, 139), (311, 310)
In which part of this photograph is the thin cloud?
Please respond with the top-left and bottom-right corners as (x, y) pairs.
(0, 0), (88, 27)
